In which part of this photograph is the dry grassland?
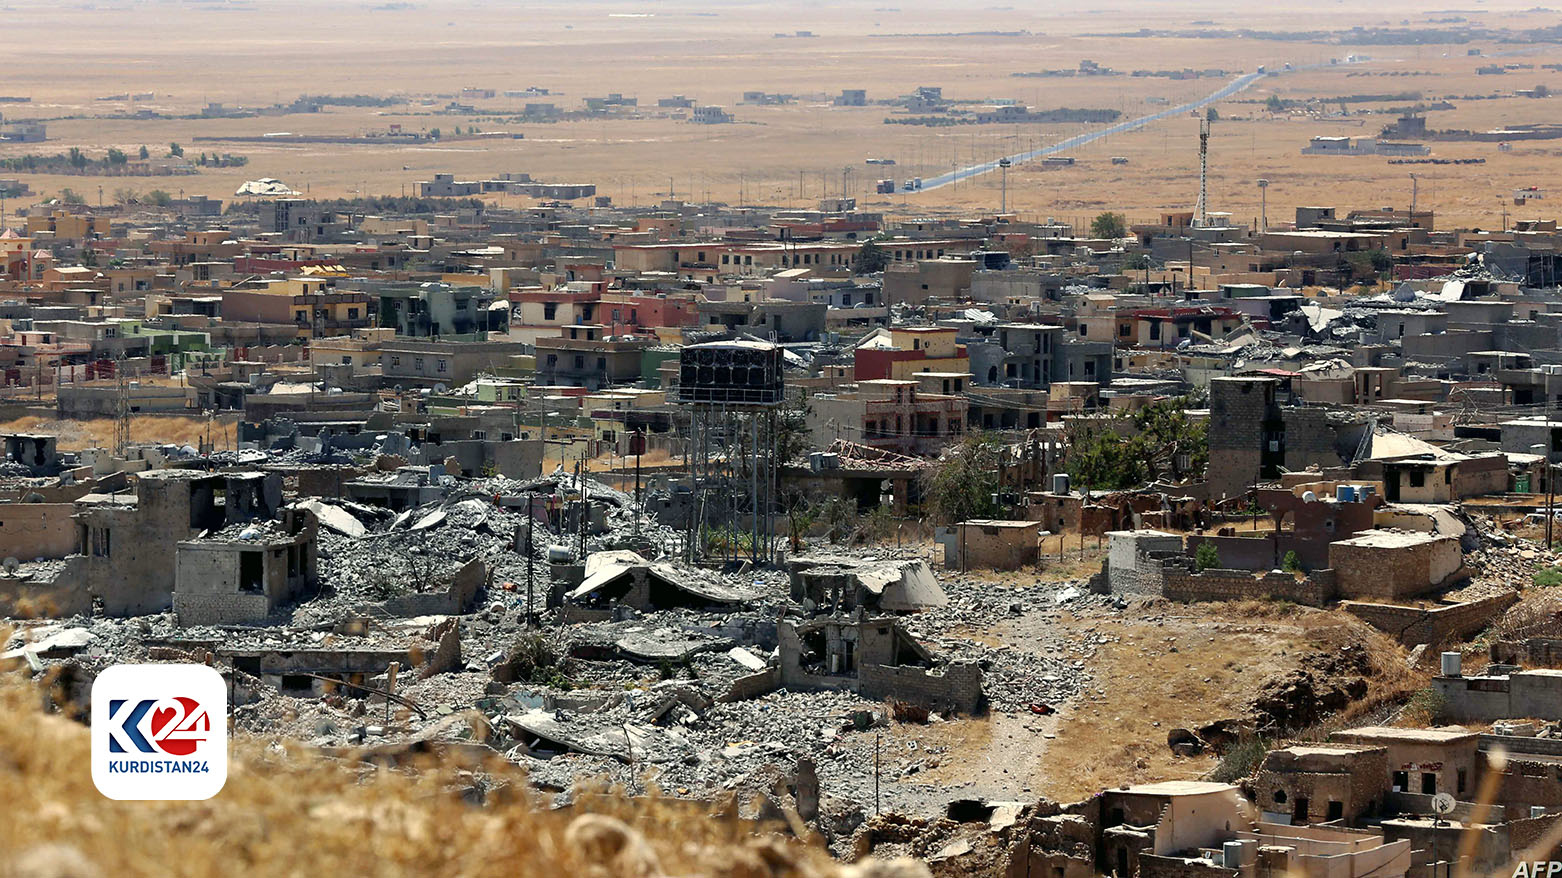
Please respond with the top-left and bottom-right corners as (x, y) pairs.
(0, 667), (909, 878)
(1036, 602), (1421, 801)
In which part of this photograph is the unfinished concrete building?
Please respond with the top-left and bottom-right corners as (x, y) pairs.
(777, 614), (982, 713)
(173, 504), (319, 626)
(4, 470), (289, 617)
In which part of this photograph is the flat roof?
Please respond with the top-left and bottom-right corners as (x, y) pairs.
(1115, 781), (1234, 796)
(1335, 726), (1476, 743)
(1333, 529), (1452, 549)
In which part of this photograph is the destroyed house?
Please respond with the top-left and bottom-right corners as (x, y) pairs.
(564, 550), (760, 617)
(7, 470), (288, 617)
(173, 504), (319, 626)
(786, 556), (948, 613)
(217, 620), (458, 697)
(778, 614), (982, 713)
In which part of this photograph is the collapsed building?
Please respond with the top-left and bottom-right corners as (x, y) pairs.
(777, 614), (982, 714)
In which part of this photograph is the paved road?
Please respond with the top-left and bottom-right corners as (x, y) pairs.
(911, 69), (1269, 193)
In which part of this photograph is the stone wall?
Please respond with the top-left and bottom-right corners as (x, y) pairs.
(1492, 638), (1562, 668)
(1342, 592), (1518, 646)
(1506, 813), (1562, 860)
(1162, 565), (1337, 607)
(1331, 534), (1464, 600)
(1137, 854), (1238, 878)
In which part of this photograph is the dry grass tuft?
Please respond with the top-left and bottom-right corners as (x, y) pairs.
(0, 668), (921, 877)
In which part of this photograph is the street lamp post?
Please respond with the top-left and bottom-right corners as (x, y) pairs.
(1257, 178), (1270, 233)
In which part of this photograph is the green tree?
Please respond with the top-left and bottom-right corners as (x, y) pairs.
(1281, 550), (1302, 573)
(67, 148), (88, 170)
(1065, 420), (1149, 490)
(147, 189), (173, 207)
(1265, 95), (1286, 113)
(428, 128), (442, 140)
(138, 145), (150, 160)
(1194, 541), (1221, 571)
(112, 187), (138, 205)
(856, 238), (891, 274)
(1130, 396), (1209, 482)
(1206, 107), (1220, 122)
(921, 433), (1004, 524)
(1090, 211), (1127, 239)
(105, 148), (128, 165)
(168, 142), (184, 157)
(1123, 252), (1151, 271)
(1370, 248), (1394, 277)
(58, 188), (86, 204)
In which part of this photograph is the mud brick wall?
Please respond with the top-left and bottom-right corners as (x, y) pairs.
(1162, 566), (1337, 607)
(1342, 592), (1518, 646)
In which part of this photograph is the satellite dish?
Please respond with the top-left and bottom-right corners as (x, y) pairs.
(1431, 793), (1456, 815)
(2, 557), (19, 575)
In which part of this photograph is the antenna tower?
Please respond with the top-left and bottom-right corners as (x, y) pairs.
(1195, 117), (1211, 227)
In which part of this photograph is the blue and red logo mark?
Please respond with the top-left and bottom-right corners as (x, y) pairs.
(107, 696), (210, 756)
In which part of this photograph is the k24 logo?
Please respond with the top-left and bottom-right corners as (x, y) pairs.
(106, 696), (210, 756)
(91, 664), (227, 800)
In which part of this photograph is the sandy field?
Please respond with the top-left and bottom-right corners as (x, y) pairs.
(2, 0), (1560, 229)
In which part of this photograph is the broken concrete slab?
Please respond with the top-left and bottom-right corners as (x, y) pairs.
(296, 499), (366, 538)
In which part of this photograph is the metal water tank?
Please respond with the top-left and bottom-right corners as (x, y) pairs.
(1441, 651), (1462, 677)
(1222, 842), (1244, 869)
(1053, 473), (1071, 494)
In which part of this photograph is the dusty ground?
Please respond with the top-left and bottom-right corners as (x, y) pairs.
(1, 0), (1559, 229)
(0, 413), (239, 451)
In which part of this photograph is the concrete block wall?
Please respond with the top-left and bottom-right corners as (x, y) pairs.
(1282, 407), (1338, 471)
(173, 593), (271, 626)
(0, 503), (78, 560)
(859, 661), (983, 714)
(1107, 531), (1184, 594)
(1343, 592), (1518, 646)
(718, 667), (781, 703)
(1492, 638), (1562, 667)
(380, 558), (486, 616)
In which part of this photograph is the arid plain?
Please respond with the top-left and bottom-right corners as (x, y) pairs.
(3, 0), (1561, 229)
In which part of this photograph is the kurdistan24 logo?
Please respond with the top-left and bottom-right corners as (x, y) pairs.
(92, 664), (228, 800)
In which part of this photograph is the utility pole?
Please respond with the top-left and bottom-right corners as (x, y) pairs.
(1257, 178), (1270, 233)
(1409, 173), (1419, 228)
(525, 491), (535, 628)
(998, 157), (1011, 214)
